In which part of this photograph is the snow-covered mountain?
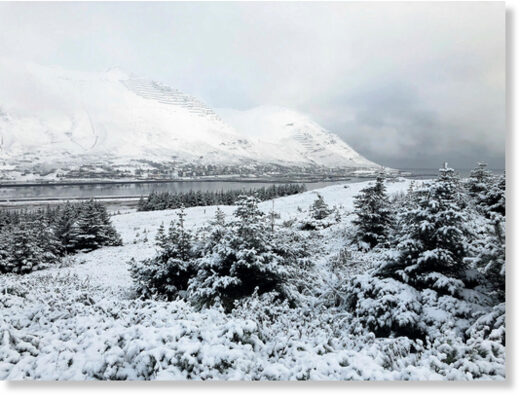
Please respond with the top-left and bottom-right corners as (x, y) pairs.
(0, 60), (380, 179)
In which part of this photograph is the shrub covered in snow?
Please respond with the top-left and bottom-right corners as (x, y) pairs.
(466, 303), (505, 346)
(297, 194), (338, 230)
(470, 218), (505, 299)
(189, 197), (289, 310)
(0, 271), (505, 380)
(343, 271), (498, 355)
(345, 274), (424, 339)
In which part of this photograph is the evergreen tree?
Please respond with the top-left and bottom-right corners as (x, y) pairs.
(0, 210), (11, 230)
(75, 200), (122, 251)
(188, 196), (286, 310)
(352, 175), (394, 249)
(137, 184), (306, 212)
(297, 193), (337, 231)
(0, 200), (121, 274)
(55, 202), (80, 253)
(0, 230), (12, 273)
(95, 202), (123, 246)
(473, 218), (505, 300)
(75, 200), (105, 251)
(481, 172), (505, 219)
(214, 207), (226, 226)
(2, 223), (45, 274)
(377, 167), (468, 296)
(161, 206), (192, 262)
(155, 222), (167, 247)
(130, 206), (196, 299)
(471, 173), (506, 300)
(310, 193), (332, 220)
(407, 180), (416, 196)
(31, 210), (61, 262)
(467, 162), (493, 200)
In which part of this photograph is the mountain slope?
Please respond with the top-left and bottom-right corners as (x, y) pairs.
(218, 106), (379, 168)
(0, 60), (255, 166)
(0, 60), (380, 179)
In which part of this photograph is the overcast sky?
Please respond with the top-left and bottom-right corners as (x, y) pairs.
(0, 2), (505, 169)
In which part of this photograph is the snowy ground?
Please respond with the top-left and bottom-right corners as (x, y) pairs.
(1, 178), (503, 381)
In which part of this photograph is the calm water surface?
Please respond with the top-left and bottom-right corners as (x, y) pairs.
(0, 168), (504, 201)
(0, 180), (351, 201)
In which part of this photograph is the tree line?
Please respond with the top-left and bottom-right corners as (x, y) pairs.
(0, 200), (122, 274)
(137, 183), (306, 211)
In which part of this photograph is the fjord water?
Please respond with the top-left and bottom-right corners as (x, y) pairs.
(0, 180), (347, 202)
(0, 168), (503, 203)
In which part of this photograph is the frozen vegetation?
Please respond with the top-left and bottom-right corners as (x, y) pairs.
(0, 165), (506, 380)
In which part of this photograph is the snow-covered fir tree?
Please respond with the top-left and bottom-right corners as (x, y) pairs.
(75, 200), (122, 251)
(0, 200), (121, 274)
(352, 174), (394, 250)
(96, 203), (123, 246)
(0, 230), (12, 273)
(54, 202), (80, 254)
(188, 196), (286, 310)
(155, 221), (167, 246)
(214, 207), (226, 226)
(481, 172), (505, 219)
(31, 210), (61, 263)
(1, 223), (45, 274)
(473, 218), (505, 300)
(161, 206), (192, 263)
(310, 193), (332, 220)
(466, 162), (493, 200)
(75, 201), (105, 251)
(130, 206), (196, 300)
(470, 173), (506, 300)
(377, 167), (468, 296)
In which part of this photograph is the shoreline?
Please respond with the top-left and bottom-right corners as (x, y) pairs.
(0, 176), (364, 188)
